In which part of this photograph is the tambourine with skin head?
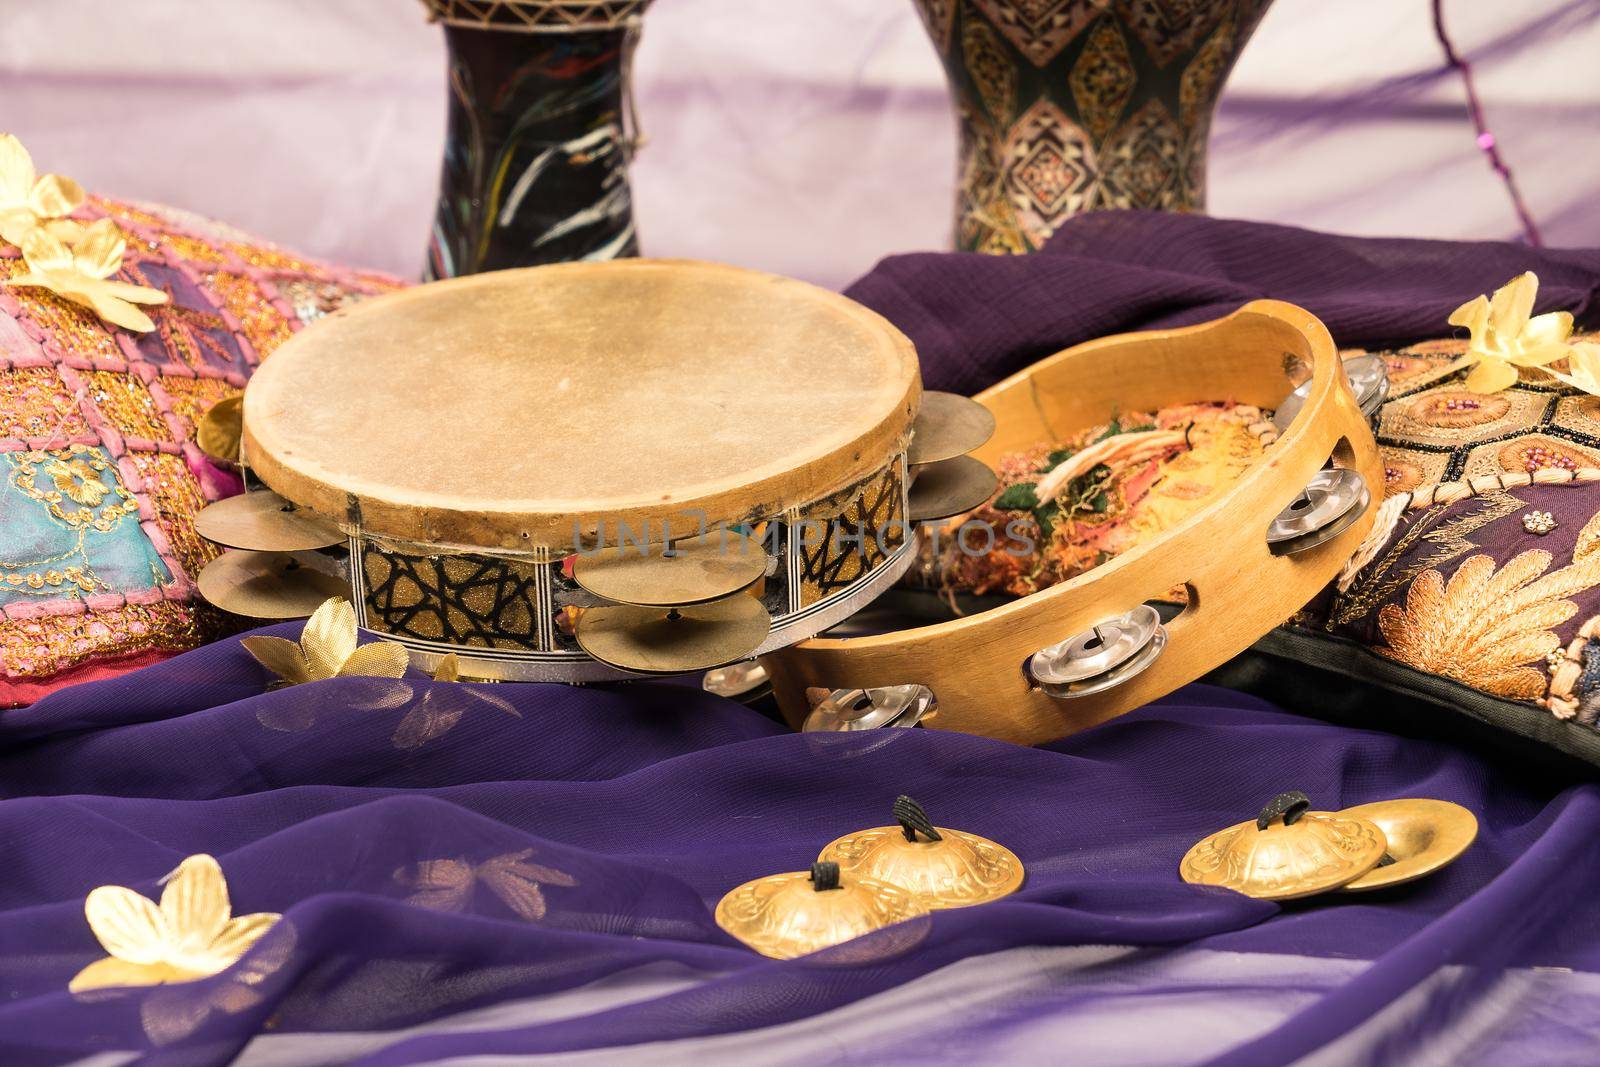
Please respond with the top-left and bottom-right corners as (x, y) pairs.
(209, 259), (946, 682)
(761, 300), (1385, 746)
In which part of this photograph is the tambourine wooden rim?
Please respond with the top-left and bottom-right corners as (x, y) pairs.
(762, 300), (1385, 746)
(243, 259), (920, 554)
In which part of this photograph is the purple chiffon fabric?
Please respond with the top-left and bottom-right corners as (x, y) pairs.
(0, 621), (1597, 1064)
(8, 215), (1600, 1063)
(848, 211), (1600, 394)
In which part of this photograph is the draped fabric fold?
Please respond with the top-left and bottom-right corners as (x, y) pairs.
(846, 211), (1600, 394)
(0, 621), (1597, 1064)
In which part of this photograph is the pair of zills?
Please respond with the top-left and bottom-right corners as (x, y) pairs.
(1180, 792), (1478, 900)
(715, 796), (1023, 960)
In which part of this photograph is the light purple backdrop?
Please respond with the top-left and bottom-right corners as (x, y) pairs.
(2, 0), (1594, 288)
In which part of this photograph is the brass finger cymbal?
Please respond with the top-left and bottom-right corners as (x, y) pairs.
(195, 490), (345, 552)
(572, 530), (767, 607)
(573, 594), (771, 675)
(907, 454), (999, 523)
(197, 550), (350, 620)
(908, 391), (997, 466)
(818, 796), (1024, 909)
(196, 394), (243, 466)
(1180, 791), (1388, 901)
(1336, 799), (1478, 892)
(715, 861), (927, 960)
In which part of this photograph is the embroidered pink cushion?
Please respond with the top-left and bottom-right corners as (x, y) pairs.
(0, 196), (401, 706)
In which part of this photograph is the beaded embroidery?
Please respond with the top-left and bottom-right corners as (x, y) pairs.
(0, 194), (400, 694)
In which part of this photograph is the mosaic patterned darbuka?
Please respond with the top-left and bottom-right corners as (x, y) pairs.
(421, 1), (652, 278)
(911, 0), (1274, 253)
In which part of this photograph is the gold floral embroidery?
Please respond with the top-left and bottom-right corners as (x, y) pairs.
(241, 597), (409, 687)
(396, 849), (577, 922)
(8, 444), (139, 532)
(1331, 491), (1524, 628)
(1376, 548), (1600, 699)
(48, 456), (110, 506)
(1577, 511), (1600, 562)
(70, 854), (281, 993)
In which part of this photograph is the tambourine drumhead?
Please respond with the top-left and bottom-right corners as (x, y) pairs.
(244, 260), (920, 552)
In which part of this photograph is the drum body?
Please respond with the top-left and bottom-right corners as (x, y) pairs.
(349, 459), (914, 681)
(763, 300), (1384, 744)
(422, 1), (651, 278)
(234, 259), (924, 682)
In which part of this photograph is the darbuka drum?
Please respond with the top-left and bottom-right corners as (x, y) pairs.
(762, 301), (1385, 746)
(227, 259), (937, 682)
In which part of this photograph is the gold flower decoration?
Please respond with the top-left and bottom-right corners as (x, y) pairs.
(397, 848), (577, 922)
(242, 596), (410, 686)
(47, 456), (110, 507)
(1549, 341), (1600, 399)
(1377, 549), (1600, 699)
(7, 218), (167, 332)
(0, 133), (85, 246)
(1449, 272), (1575, 394)
(70, 854), (281, 993)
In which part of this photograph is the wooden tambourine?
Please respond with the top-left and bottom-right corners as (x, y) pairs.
(762, 300), (1385, 746)
(214, 259), (935, 681)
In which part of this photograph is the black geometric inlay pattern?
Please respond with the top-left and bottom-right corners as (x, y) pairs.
(799, 465), (905, 605)
(361, 544), (547, 650)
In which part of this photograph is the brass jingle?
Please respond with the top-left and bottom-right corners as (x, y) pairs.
(802, 685), (937, 732)
(572, 530), (767, 608)
(1336, 799), (1478, 892)
(818, 797), (1024, 909)
(714, 861), (928, 960)
(702, 659), (771, 701)
(907, 391), (997, 466)
(1266, 468), (1369, 556)
(1180, 791), (1388, 901)
(907, 454), (999, 522)
(196, 394), (243, 466)
(197, 550), (350, 620)
(195, 491), (346, 552)
(573, 595), (771, 675)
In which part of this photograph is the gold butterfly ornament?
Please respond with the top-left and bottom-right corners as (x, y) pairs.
(71, 855), (282, 992)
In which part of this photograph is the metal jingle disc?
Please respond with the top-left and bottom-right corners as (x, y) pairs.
(703, 659), (771, 701)
(1336, 799), (1478, 892)
(1272, 355), (1391, 431)
(907, 391), (997, 467)
(572, 530), (767, 608)
(1028, 604), (1161, 688)
(1035, 623), (1167, 699)
(907, 454), (999, 523)
(1267, 468), (1370, 556)
(803, 685), (937, 732)
(195, 491), (346, 552)
(197, 550), (350, 619)
(196, 394), (243, 466)
(574, 595), (771, 675)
